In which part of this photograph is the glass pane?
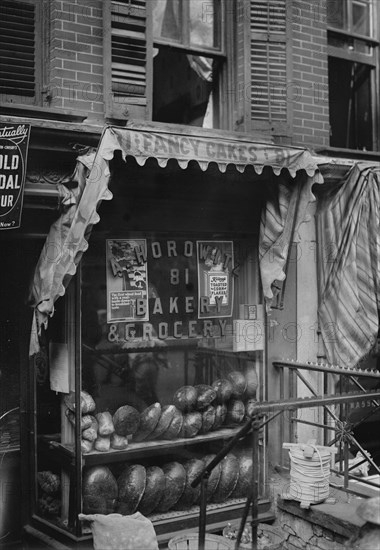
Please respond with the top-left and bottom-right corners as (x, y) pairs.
(80, 229), (265, 518)
(326, 0), (347, 29)
(153, 0), (181, 42)
(352, 1), (371, 36)
(190, 0), (220, 49)
(328, 58), (373, 150)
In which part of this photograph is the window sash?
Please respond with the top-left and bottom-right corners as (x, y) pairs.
(327, 0), (375, 40)
(152, 0), (225, 56)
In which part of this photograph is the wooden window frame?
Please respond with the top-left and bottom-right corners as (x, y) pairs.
(327, 0), (379, 151)
(151, 0), (231, 130)
(153, 0), (226, 56)
(104, 0), (241, 131)
(327, 0), (374, 40)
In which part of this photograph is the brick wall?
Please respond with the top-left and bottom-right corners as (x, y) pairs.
(277, 509), (347, 550)
(49, 0), (104, 119)
(290, 0), (330, 150)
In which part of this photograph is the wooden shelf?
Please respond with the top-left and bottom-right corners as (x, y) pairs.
(84, 342), (261, 357)
(42, 426), (244, 466)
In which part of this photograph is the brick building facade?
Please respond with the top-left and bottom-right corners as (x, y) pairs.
(0, 0), (379, 547)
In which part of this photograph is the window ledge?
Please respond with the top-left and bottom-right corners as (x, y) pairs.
(0, 103), (91, 123)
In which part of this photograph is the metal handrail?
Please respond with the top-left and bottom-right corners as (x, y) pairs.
(192, 389), (380, 550)
(274, 360), (380, 492)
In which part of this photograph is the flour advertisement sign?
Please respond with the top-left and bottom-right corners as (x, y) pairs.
(0, 123), (31, 230)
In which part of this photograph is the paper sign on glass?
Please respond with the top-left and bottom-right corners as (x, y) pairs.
(106, 239), (149, 322)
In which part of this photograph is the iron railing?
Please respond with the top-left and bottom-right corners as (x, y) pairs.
(273, 360), (380, 496)
(193, 363), (380, 550)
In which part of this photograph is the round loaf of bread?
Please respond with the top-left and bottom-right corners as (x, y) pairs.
(212, 454), (239, 503)
(156, 462), (187, 512)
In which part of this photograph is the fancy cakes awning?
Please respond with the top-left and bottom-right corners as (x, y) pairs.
(100, 122), (320, 176)
(29, 122), (322, 355)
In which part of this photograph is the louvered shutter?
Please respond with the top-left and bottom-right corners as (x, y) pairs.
(0, 0), (36, 102)
(104, 0), (152, 120)
(250, 0), (289, 133)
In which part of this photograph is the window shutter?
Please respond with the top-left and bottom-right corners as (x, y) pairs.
(0, 1), (36, 100)
(104, 0), (152, 120)
(250, 0), (289, 133)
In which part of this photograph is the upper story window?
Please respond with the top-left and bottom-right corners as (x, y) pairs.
(152, 0), (226, 127)
(327, 0), (373, 37)
(326, 0), (379, 151)
(153, 0), (222, 51)
(0, 0), (46, 106)
(107, 0), (236, 130)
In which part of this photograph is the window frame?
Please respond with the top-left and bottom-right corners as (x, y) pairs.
(327, 0), (374, 39)
(0, 0), (48, 107)
(327, 0), (379, 151)
(104, 0), (243, 131)
(152, 0), (226, 56)
(151, 0), (236, 130)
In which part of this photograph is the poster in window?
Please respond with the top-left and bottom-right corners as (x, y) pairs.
(0, 123), (31, 230)
(106, 239), (149, 322)
(197, 240), (234, 319)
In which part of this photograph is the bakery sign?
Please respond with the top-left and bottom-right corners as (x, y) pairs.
(105, 238), (234, 344)
(0, 123), (31, 230)
(120, 128), (291, 168)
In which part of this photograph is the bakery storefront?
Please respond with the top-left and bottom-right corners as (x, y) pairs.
(25, 122), (320, 546)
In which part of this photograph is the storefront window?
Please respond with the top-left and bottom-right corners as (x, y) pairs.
(33, 155), (268, 540)
(81, 234), (263, 411)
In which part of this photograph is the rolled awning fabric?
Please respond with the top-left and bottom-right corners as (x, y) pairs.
(316, 162), (380, 368)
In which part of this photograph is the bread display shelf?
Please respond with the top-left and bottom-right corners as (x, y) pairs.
(44, 426), (242, 466)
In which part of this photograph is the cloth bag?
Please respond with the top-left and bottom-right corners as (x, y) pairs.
(79, 512), (159, 550)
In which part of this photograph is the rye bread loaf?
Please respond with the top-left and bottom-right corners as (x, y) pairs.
(162, 407), (183, 440)
(117, 464), (146, 515)
(181, 412), (202, 438)
(212, 454), (239, 503)
(134, 403), (161, 442)
(199, 405), (216, 434)
(156, 461), (186, 512)
(83, 466), (118, 515)
(173, 386), (198, 412)
(212, 379), (233, 404)
(113, 405), (140, 437)
(175, 458), (204, 509)
(138, 466), (165, 516)
(194, 385), (216, 410)
(149, 405), (176, 440)
(201, 454), (222, 502)
(232, 453), (253, 498)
